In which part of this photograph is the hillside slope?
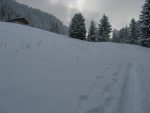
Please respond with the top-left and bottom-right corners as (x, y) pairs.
(0, 22), (150, 113)
(0, 0), (68, 35)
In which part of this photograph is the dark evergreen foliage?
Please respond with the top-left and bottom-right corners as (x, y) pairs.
(88, 20), (97, 42)
(119, 26), (130, 43)
(129, 18), (139, 44)
(98, 14), (112, 42)
(69, 13), (86, 40)
(112, 29), (119, 43)
(139, 0), (150, 47)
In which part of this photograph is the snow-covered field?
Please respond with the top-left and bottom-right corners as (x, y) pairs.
(0, 22), (150, 113)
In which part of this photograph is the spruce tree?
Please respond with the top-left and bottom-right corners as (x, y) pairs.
(88, 20), (97, 41)
(112, 29), (119, 43)
(69, 13), (86, 40)
(98, 14), (112, 42)
(129, 18), (139, 44)
(119, 26), (130, 43)
(0, 3), (6, 21)
(139, 0), (150, 47)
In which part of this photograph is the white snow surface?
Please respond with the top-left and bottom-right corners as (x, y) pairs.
(0, 22), (150, 113)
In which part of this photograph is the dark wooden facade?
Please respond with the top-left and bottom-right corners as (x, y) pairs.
(7, 18), (29, 25)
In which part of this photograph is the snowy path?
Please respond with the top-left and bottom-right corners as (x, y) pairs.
(116, 62), (142, 113)
(76, 60), (146, 113)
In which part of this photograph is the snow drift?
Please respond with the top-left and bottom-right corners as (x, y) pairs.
(0, 22), (150, 113)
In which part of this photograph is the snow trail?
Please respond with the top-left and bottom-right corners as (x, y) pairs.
(76, 60), (147, 113)
(116, 62), (143, 113)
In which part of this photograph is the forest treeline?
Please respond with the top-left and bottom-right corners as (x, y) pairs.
(0, 0), (150, 47)
(0, 0), (68, 35)
(69, 0), (150, 47)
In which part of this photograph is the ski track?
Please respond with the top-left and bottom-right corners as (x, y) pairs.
(75, 60), (146, 113)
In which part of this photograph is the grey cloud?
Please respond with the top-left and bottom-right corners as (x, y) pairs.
(79, 0), (144, 29)
(16, 0), (145, 29)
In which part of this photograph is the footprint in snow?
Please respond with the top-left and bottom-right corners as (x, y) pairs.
(86, 107), (100, 113)
(102, 83), (114, 92)
(105, 66), (110, 70)
(113, 78), (117, 82)
(78, 95), (89, 101)
(112, 71), (120, 76)
(96, 76), (104, 80)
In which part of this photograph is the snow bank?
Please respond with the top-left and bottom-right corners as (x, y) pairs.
(0, 22), (150, 113)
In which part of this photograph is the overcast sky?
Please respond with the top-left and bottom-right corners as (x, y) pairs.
(16, 0), (144, 29)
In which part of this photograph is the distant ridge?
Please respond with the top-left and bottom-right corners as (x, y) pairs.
(0, 0), (68, 35)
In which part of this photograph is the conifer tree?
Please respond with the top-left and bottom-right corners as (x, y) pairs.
(0, 1), (6, 20)
(88, 20), (97, 41)
(129, 18), (139, 44)
(98, 14), (112, 42)
(119, 26), (130, 43)
(112, 29), (119, 43)
(139, 0), (150, 47)
(69, 13), (86, 40)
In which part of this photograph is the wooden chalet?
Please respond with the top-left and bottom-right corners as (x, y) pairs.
(6, 18), (29, 25)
